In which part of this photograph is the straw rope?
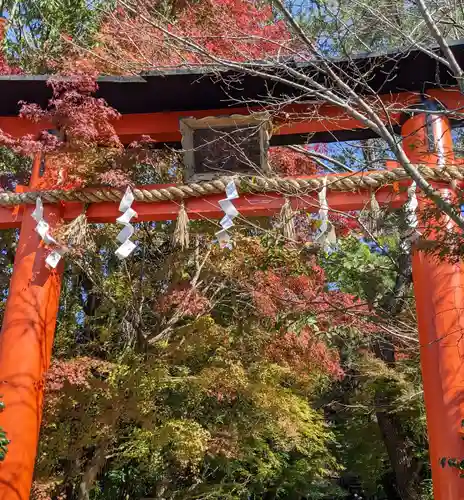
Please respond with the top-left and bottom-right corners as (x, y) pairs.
(0, 165), (463, 206)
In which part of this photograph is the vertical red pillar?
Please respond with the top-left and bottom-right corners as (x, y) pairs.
(403, 102), (464, 500)
(0, 154), (63, 499)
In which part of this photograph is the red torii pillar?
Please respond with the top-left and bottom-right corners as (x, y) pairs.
(0, 155), (63, 500)
(403, 101), (464, 500)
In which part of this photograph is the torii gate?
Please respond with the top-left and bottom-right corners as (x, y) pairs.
(0, 44), (463, 499)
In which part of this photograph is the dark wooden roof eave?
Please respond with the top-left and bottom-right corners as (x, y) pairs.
(0, 40), (462, 117)
(0, 41), (463, 144)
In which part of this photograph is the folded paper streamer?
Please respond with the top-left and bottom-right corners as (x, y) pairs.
(31, 197), (66, 269)
(399, 181), (420, 254)
(115, 187), (137, 259)
(404, 181), (420, 242)
(314, 177), (337, 250)
(216, 180), (239, 249)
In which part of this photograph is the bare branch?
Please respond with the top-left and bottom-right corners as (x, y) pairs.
(288, 145), (355, 172)
(416, 0), (464, 91)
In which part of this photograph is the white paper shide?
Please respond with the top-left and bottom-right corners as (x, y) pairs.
(401, 181), (420, 251)
(31, 197), (66, 269)
(216, 180), (240, 249)
(115, 187), (138, 259)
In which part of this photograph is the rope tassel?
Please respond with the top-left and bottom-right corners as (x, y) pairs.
(279, 197), (295, 240)
(58, 212), (95, 253)
(360, 190), (382, 236)
(369, 190), (381, 236)
(314, 177), (336, 250)
(172, 202), (190, 250)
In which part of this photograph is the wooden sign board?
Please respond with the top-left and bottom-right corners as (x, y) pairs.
(180, 114), (271, 181)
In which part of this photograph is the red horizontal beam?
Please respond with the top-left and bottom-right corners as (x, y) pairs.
(0, 116), (48, 138)
(0, 88), (457, 144)
(0, 89), (439, 141)
(428, 88), (464, 113)
(75, 91), (421, 141)
(0, 104), (377, 141)
(0, 206), (19, 229)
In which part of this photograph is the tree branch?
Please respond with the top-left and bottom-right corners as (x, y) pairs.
(416, 0), (464, 92)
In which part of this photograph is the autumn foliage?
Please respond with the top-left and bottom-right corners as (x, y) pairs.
(73, 0), (293, 74)
(266, 328), (345, 380)
(269, 146), (319, 176)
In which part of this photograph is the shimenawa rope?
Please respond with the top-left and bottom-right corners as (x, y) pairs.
(0, 165), (463, 207)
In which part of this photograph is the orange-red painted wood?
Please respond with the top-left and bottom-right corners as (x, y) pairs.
(0, 156), (64, 500)
(406, 110), (464, 500)
(0, 90), (424, 141)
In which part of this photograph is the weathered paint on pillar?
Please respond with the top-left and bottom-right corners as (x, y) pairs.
(0, 154), (63, 500)
(404, 102), (464, 500)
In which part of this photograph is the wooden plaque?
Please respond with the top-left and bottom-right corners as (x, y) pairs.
(180, 114), (271, 182)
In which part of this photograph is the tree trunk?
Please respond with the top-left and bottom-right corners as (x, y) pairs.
(375, 394), (421, 500)
(373, 225), (422, 500)
(77, 442), (108, 500)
